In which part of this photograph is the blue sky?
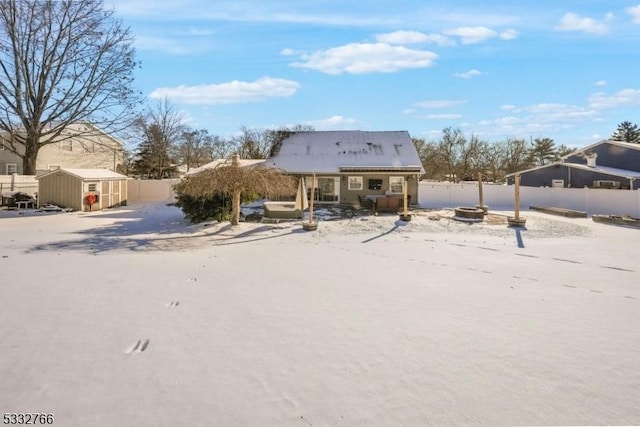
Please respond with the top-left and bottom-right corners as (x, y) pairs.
(106, 1), (640, 147)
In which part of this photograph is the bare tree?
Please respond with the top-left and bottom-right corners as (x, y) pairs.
(133, 99), (186, 179)
(232, 126), (271, 159)
(500, 138), (533, 175)
(412, 137), (447, 180)
(0, 0), (139, 174)
(178, 129), (216, 172)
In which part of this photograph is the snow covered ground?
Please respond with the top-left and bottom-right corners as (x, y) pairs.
(1, 202), (639, 426)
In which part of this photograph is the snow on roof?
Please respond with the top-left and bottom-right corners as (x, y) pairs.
(505, 162), (640, 179)
(186, 158), (265, 175)
(36, 168), (127, 180)
(264, 131), (424, 174)
(568, 163), (640, 179)
(563, 139), (640, 159)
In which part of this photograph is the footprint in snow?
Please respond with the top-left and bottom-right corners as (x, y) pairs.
(125, 339), (150, 355)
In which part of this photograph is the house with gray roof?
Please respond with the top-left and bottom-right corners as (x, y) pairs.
(506, 140), (640, 190)
(264, 130), (425, 206)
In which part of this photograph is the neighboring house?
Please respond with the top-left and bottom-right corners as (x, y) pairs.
(0, 122), (125, 176)
(185, 158), (265, 175)
(264, 130), (425, 205)
(506, 139), (640, 189)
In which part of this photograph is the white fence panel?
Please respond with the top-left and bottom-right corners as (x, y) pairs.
(127, 179), (178, 202)
(0, 175), (38, 196)
(419, 182), (640, 217)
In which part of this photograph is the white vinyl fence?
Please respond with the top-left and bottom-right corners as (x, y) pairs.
(419, 182), (640, 217)
(0, 175), (38, 196)
(126, 178), (178, 202)
(3, 175), (639, 216)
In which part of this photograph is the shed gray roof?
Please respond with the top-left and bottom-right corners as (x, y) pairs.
(264, 131), (424, 174)
(36, 168), (127, 180)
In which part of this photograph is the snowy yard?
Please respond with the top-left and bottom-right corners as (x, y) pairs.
(1, 203), (639, 426)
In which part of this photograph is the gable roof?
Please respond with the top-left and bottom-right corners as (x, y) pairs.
(505, 162), (640, 180)
(265, 130), (424, 174)
(563, 139), (640, 159)
(36, 168), (127, 180)
(185, 158), (265, 175)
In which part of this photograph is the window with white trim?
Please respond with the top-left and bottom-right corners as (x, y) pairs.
(88, 183), (97, 192)
(389, 176), (403, 193)
(6, 163), (17, 174)
(347, 176), (363, 190)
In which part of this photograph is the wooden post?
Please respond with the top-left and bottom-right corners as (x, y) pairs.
(478, 172), (484, 207)
(403, 178), (409, 214)
(514, 174), (521, 220)
(231, 154), (241, 226)
(308, 173), (315, 223)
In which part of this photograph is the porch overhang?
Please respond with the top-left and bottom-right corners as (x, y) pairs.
(339, 166), (423, 173)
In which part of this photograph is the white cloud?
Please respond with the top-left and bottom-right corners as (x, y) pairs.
(594, 80), (607, 86)
(588, 89), (640, 109)
(289, 43), (438, 75)
(280, 48), (302, 56)
(554, 13), (609, 35)
(414, 100), (467, 109)
(454, 69), (483, 79)
(149, 77), (300, 104)
(303, 115), (359, 130)
(626, 4), (640, 23)
(443, 26), (497, 44)
(375, 31), (455, 46)
(402, 108), (417, 115)
(375, 30), (429, 44)
(465, 102), (600, 139)
(499, 29), (519, 40)
(426, 113), (463, 120)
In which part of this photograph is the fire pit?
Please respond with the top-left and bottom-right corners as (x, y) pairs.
(453, 207), (485, 222)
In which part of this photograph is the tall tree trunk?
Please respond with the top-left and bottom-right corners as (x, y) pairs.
(231, 187), (241, 225)
(23, 135), (40, 175)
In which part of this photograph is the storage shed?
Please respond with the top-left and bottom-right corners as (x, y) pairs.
(36, 168), (128, 212)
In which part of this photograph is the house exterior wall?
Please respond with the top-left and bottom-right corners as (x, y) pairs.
(566, 143), (640, 171)
(510, 165), (635, 189)
(38, 171), (83, 211)
(337, 173), (419, 205)
(1, 123), (125, 175)
(36, 137), (123, 174)
(0, 142), (23, 175)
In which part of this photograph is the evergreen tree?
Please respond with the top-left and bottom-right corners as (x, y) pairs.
(529, 138), (557, 165)
(611, 121), (640, 143)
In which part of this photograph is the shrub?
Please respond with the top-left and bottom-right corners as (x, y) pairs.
(175, 193), (231, 224)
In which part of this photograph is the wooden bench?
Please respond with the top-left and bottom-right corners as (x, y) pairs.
(15, 200), (36, 209)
